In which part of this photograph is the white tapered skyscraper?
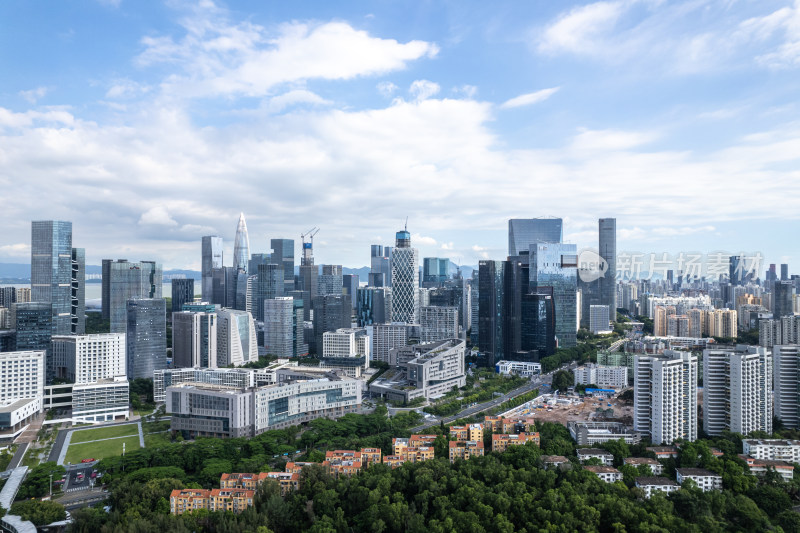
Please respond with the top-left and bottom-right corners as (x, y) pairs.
(233, 213), (250, 274)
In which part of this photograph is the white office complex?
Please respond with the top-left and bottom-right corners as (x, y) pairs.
(419, 306), (459, 343)
(573, 363), (628, 389)
(703, 346), (772, 436)
(0, 351), (45, 438)
(322, 328), (370, 359)
(774, 345), (800, 428)
(390, 229), (419, 324)
(51, 333), (126, 384)
(166, 376), (362, 438)
(495, 360), (542, 377)
(634, 351), (697, 445)
(50, 333), (130, 423)
(217, 308), (258, 367)
(369, 339), (466, 403)
(172, 310), (217, 369)
(589, 305), (611, 334)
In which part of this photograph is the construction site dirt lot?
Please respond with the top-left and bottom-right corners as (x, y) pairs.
(531, 392), (634, 426)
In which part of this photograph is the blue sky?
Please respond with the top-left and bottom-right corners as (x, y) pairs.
(1, 0), (799, 272)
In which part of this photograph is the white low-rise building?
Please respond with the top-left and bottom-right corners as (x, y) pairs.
(635, 477), (680, 498)
(577, 448), (614, 466)
(574, 363), (628, 389)
(72, 377), (130, 423)
(742, 439), (800, 463)
(584, 465), (622, 483)
(676, 468), (722, 491)
(495, 360), (542, 378)
(739, 455), (794, 481)
(624, 457), (663, 475)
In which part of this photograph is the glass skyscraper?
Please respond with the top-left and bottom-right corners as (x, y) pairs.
(530, 243), (578, 348)
(31, 220), (73, 336)
(390, 229), (419, 324)
(201, 235), (223, 302)
(171, 278), (195, 313)
(598, 218), (617, 318)
(478, 260), (505, 367)
(13, 302), (53, 378)
(508, 218), (563, 257)
(423, 257), (450, 285)
(126, 298), (167, 379)
(103, 260), (162, 333)
(233, 213), (250, 274)
(270, 238), (295, 293)
(71, 247), (85, 335)
(252, 264), (284, 320)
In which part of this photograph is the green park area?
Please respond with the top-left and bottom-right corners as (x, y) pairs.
(70, 424), (139, 444)
(65, 435), (141, 464)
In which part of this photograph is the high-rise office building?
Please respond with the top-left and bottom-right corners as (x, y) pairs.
(420, 306), (458, 343)
(390, 228), (419, 324)
(774, 345), (800, 429)
(201, 236), (223, 301)
(507, 218), (562, 257)
(520, 293), (555, 356)
(319, 265), (343, 296)
(103, 260), (163, 333)
(51, 333), (126, 384)
(0, 287), (15, 308)
(12, 302), (53, 380)
(299, 239), (318, 311)
(71, 247), (85, 335)
(589, 305), (611, 334)
(598, 218), (616, 317)
(634, 351), (698, 445)
(251, 264), (284, 321)
(356, 287), (391, 326)
(774, 280), (794, 320)
(703, 346), (772, 436)
(370, 245), (391, 288)
(216, 308), (258, 367)
(264, 297), (307, 358)
(31, 220), (74, 336)
(171, 279), (195, 313)
(781, 264), (789, 281)
(423, 258), (450, 286)
(126, 298), (167, 379)
(173, 309), (217, 369)
(478, 260), (505, 367)
(312, 294), (351, 355)
(270, 239), (295, 293)
(729, 254), (754, 286)
(248, 253), (270, 280)
(767, 264), (778, 283)
(342, 274), (359, 311)
(530, 243), (578, 348)
(233, 213), (250, 274)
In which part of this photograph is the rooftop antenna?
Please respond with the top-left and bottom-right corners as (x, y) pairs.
(404, 216), (408, 231)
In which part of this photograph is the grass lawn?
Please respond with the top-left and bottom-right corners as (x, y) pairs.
(70, 424), (138, 444)
(65, 435), (141, 464)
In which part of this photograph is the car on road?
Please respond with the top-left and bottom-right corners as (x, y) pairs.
(75, 473), (85, 483)
(81, 458), (96, 463)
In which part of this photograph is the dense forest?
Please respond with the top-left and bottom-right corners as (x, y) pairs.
(57, 406), (800, 533)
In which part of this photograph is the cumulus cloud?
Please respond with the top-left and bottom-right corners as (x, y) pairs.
(500, 87), (559, 109)
(409, 80), (441, 101)
(136, 5), (439, 98)
(139, 206), (178, 227)
(377, 81), (398, 97)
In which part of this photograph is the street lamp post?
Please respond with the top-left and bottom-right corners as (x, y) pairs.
(49, 473), (53, 498)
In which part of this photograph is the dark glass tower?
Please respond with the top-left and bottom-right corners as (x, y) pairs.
(478, 260), (505, 367)
(201, 236), (223, 302)
(171, 278), (195, 313)
(31, 220), (73, 336)
(508, 218), (562, 256)
(270, 239), (295, 293)
(127, 298), (167, 379)
(598, 218), (617, 318)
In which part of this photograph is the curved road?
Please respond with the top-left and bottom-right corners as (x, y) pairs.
(410, 376), (550, 433)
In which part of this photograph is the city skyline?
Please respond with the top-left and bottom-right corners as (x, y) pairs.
(1, 1), (800, 269)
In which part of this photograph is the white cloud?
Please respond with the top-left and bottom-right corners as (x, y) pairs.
(571, 127), (657, 151)
(266, 90), (332, 113)
(453, 85), (477, 99)
(138, 206), (178, 227)
(106, 79), (150, 99)
(440, 242), (454, 250)
(19, 87), (48, 104)
(0, 107), (75, 129)
(409, 80), (440, 101)
(413, 233), (437, 246)
(137, 7), (439, 98)
(538, 1), (625, 56)
(500, 87), (559, 109)
(0, 243), (31, 258)
(377, 81), (398, 97)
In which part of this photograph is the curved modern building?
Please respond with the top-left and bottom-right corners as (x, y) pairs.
(391, 228), (419, 324)
(233, 213), (250, 273)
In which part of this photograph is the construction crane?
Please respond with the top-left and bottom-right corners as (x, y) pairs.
(300, 227), (320, 266)
(301, 227), (319, 245)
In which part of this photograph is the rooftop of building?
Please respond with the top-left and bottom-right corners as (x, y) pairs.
(743, 439), (800, 446)
(635, 476), (679, 486)
(577, 448), (613, 456)
(542, 455), (569, 463)
(676, 468), (720, 477)
(738, 455), (794, 468)
(583, 466), (620, 474)
(0, 398), (38, 413)
(624, 457), (659, 465)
